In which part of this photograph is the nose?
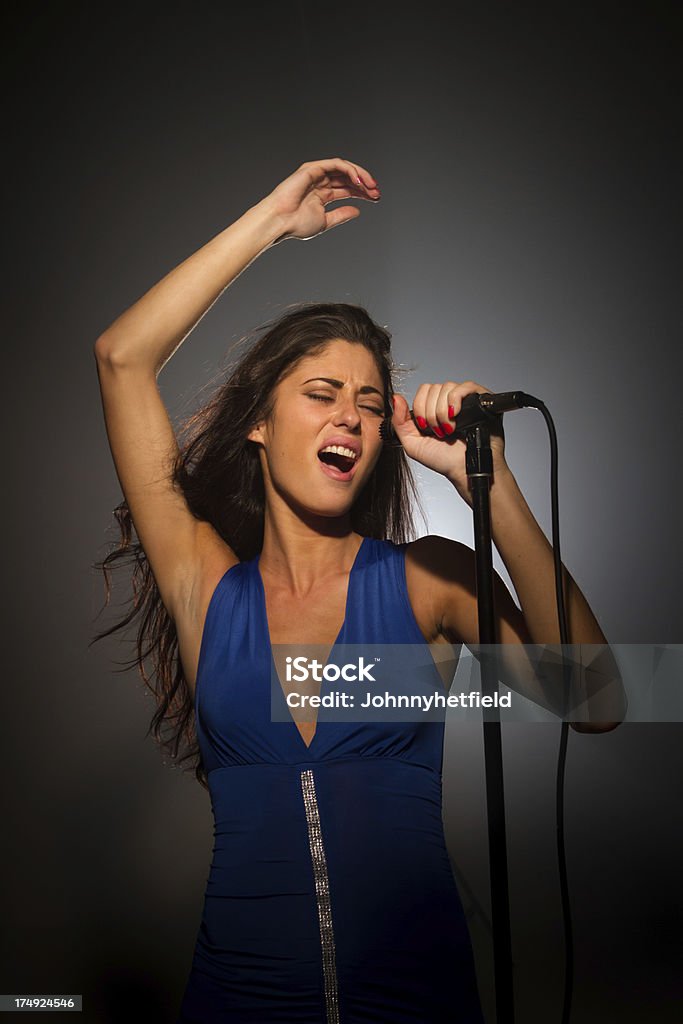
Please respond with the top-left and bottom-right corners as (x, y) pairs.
(333, 392), (362, 431)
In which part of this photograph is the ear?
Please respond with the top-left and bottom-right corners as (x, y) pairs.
(247, 421), (266, 445)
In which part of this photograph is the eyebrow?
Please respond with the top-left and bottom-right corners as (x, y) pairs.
(301, 377), (384, 398)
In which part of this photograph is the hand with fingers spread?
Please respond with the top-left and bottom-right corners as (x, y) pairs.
(390, 380), (509, 504)
(264, 158), (381, 243)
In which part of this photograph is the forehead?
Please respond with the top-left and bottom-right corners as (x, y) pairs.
(289, 339), (383, 384)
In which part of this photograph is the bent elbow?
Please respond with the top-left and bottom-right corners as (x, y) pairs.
(570, 718), (623, 734)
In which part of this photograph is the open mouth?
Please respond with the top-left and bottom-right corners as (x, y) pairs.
(317, 444), (360, 479)
(318, 451), (357, 473)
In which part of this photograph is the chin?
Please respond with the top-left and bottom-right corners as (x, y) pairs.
(307, 498), (358, 520)
(292, 485), (360, 521)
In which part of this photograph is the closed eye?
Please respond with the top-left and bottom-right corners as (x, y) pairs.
(308, 394), (384, 416)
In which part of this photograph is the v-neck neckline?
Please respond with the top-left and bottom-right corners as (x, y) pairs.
(256, 535), (369, 752)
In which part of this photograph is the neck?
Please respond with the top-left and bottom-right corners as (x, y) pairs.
(259, 513), (363, 594)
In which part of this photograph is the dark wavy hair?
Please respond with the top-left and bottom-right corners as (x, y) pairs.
(91, 302), (425, 789)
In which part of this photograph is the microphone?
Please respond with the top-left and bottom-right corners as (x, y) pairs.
(379, 391), (538, 444)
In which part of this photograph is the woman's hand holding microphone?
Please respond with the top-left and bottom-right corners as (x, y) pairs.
(389, 382), (510, 506)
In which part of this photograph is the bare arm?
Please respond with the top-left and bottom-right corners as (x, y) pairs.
(483, 466), (605, 646)
(95, 201), (286, 374)
(95, 159), (380, 373)
(393, 381), (627, 732)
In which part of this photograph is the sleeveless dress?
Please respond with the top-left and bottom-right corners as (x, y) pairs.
(177, 536), (484, 1023)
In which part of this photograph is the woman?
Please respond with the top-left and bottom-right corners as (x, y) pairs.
(93, 159), (616, 1023)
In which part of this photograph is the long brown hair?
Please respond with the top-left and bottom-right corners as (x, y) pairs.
(91, 302), (425, 788)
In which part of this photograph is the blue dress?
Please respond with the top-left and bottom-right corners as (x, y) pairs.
(178, 536), (484, 1023)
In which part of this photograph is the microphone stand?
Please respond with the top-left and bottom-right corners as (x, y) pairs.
(382, 390), (538, 1024)
(465, 420), (515, 1024)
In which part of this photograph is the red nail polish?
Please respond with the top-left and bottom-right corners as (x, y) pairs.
(433, 425), (445, 438)
(442, 422), (454, 434)
(416, 415), (427, 429)
(448, 405), (455, 419)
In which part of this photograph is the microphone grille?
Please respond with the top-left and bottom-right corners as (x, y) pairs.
(379, 417), (401, 446)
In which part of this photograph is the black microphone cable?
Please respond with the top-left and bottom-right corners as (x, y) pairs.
(530, 397), (574, 1024)
(381, 391), (574, 1024)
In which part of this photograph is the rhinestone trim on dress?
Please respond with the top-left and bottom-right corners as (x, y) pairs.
(300, 768), (340, 1024)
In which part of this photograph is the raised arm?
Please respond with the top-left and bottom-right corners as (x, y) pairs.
(94, 159), (380, 621)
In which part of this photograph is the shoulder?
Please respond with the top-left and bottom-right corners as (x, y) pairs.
(403, 535), (474, 643)
(404, 535), (476, 591)
(404, 534), (531, 645)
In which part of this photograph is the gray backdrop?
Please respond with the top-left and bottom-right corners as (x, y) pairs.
(3, 3), (681, 1022)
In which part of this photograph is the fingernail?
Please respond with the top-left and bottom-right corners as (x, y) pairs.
(433, 425), (445, 438)
(448, 405), (455, 419)
(442, 422), (454, 434)
(416, 415), (428, 429)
